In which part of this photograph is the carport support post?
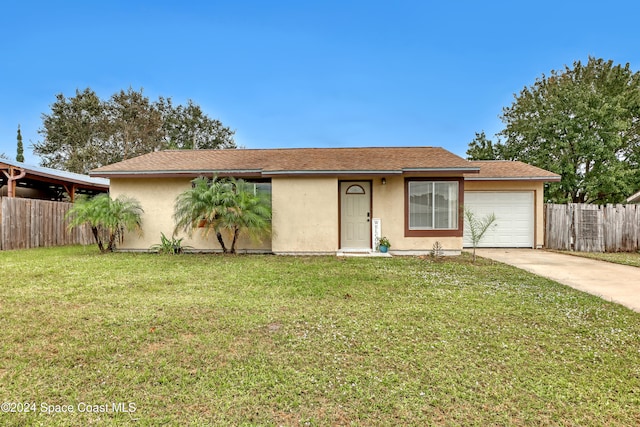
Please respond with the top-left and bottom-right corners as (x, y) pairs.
(1, 166), (27, 198)
(62, 184), (77, 202)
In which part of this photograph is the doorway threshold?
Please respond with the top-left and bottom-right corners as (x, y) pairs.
(336, 249), (392, 258)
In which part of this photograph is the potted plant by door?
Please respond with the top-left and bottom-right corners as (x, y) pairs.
(378, 237), (391, 253)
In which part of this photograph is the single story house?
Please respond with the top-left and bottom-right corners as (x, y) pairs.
(90, 147), (560, 255)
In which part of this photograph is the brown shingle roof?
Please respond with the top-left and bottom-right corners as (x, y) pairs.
(91, 147), (479, 177)
(90, 148), (560, 181)
(466, 160), (561, 181)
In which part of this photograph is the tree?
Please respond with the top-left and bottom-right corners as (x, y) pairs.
(104, 88), (164, 164)
(157, 98), (235, 150)
(464, 208), (497, 263)
(466, 131), (500, 160)
(173, 176), (231, 252)
(218, 179), (272, 252)
(66, 194), (144, 253)
(34, 88), (107, 174)
(173, 176), (271, 254)
(35, 88), (236, 174)
(498, 57), (640, 203)
(16, 125), (24, 162)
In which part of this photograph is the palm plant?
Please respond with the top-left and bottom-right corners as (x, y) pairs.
(66, 194), (143, 252)
(464, 207), (497, 263)
(174, 176), (231, 252)
(173, 176), (272, 254)
(220, 179), (272, 252)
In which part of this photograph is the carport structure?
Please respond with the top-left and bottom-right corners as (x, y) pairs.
(0, 159), (108, 201)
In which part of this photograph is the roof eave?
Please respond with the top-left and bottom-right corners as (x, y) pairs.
(93, 167), (481, 178)
(262, 170), (404, 176)
(403, 167), (480, 173)
(1, 162), (109, 188)
(26, 171), (109, 188)
(90, 169), (264, 178)
(626, 190), (640, 203)
(465, 176), (562, 182)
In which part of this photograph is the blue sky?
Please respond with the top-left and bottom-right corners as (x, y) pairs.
(1, 1), (639, 166)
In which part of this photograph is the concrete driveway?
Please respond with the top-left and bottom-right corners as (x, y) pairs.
(475, 249), (640, 312)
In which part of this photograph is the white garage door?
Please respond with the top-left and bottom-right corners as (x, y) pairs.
(463, 191), (534, 248)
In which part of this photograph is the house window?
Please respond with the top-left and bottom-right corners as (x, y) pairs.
(194, 178), (271, 205)
(346, 184), (365, 194)
(405, 179), (462, 237)
(251, 182), (272, 206)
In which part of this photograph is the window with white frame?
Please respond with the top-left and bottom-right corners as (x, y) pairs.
(408, 181), (458, 230)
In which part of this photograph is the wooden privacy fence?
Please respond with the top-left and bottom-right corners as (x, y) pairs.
(0, 197), (94, 250)
(545, 203), (640, 252)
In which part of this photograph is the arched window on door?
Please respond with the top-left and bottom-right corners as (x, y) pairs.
(346, 184), (365, 194)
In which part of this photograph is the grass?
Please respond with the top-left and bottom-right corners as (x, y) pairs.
(1, 246), (639, 426)
(555, 250), (640, 268)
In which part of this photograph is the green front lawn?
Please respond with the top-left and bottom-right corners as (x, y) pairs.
(1, 246), (639, 426)
(556, 250), (640, 268)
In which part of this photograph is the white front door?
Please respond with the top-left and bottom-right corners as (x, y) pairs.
(340, 181), (371, 249)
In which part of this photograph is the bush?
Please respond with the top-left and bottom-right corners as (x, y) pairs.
(150, 233), (192, 255)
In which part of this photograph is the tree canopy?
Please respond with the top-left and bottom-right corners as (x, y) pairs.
(34, 88), (236, 174)
(468, 57), (640, 204)
(157, 98), (236, 150)
(466, 131), (501, 160)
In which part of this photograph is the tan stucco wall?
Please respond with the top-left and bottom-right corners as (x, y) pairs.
(272, 175), (463, 254)
(109, 178), (271, 251)
(371, 176), (462, 253)
(109, 175), (545, 253)
(271, 177), (339, 253)
(464, 180), (545, 248)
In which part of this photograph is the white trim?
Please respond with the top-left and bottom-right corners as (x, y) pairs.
(264, 170), (403, 175)
(402, 167), (480, 173)
(465, 176), (561, 181)
(95, 167), (481, 177)
(91, 169), (263, 177)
